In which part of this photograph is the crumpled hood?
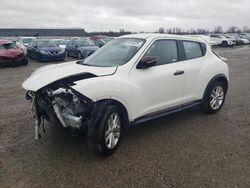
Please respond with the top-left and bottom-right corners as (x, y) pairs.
(22, 61), (117, 91)
(0, 49), (23, 58)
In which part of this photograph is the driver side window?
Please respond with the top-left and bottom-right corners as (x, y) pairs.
(144, 40), (178, 66)
(72, 41), (77, 47)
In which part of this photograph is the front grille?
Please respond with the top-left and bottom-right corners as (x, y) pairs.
(48, 51), (60, 55)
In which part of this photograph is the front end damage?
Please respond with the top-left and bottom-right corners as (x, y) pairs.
(26, 84), (94, 139)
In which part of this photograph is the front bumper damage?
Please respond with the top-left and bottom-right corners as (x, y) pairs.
(26, 85), (94, 140)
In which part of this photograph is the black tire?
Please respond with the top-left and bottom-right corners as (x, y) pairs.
(21, 56), (29, 66)
(201, 81), (226, 114)
(87, 104), (123, 156)
(77, 51), (82, 59)
(221, 41), (228, 47)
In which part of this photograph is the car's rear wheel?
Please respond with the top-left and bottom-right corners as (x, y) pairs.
(221, 41), (228, 47)
(87, 104), (122, 156)
(201, 81), (226, 114)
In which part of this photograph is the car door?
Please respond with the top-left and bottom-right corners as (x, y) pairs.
(67, 41), (75, 56)
(181, 40), (207, 103)
(130, 39), (185, 117)
(28, 41), (36, 58)
(71, 41), (78, 57)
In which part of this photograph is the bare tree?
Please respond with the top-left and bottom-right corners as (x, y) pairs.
(227, 26), (243, 33)
(158, 27), (165, 33)
(243, 26), (249, 33)
(214, 26), (223, 33)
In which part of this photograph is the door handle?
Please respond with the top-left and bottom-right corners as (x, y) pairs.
(174, 70), (184, 76)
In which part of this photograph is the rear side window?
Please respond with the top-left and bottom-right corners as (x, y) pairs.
(183, 41), (203, 60)
(144, 40), (178, 65)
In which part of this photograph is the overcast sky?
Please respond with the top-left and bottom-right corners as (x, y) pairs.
(0, 0), (249, 32)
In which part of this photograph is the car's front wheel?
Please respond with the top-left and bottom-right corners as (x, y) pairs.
(77, 51), (83, 59)
(87, 104), (122, 156)
(201, 81), (226, 114)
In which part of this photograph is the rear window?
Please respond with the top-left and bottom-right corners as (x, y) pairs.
(183, 41), (203, 60)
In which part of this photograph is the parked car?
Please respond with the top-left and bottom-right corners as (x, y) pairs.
(90, 35), (107, 42)
(94, 37), (113, 47)
(188, 35), (216, 46)
(210, 34), (235, 47)
(237, 34), (250, 44)
(5, 37), (28, 55)
(66, 39), (99, 59)
(52, 39), (66, 49)
(226, 34), (244, 45)
(22, 34), (229, 156)
(18, 37), (36, 46)
(27, 39), (65, 61)
(0, 40), (28, 67)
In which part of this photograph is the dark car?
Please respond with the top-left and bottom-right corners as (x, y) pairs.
(66, 39), (99, 59)
(94, 37), (113, 47)
(27, 39), (65, 61)
(0, 40), (28, 67)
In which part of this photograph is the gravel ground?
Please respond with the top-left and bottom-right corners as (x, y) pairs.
(0, 47), (250, 188)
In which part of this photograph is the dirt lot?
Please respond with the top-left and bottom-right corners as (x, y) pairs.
(0, 47), (250, 188)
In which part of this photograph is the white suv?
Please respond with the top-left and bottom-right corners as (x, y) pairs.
(210, 34), (235, 47)
(22, 34), (229, 156)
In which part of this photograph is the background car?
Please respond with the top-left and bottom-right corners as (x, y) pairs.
(27, 39), (65, 61)
(94, 37), (113, 47)
(210, 34), (235, 47)
(90, 35), (107, 42)
(18, 37), (36, 47)
(237, 34), (250, 44)
(52, 39), (66, 49)
(66, 38), (99, 59)
(226, 34), (244, 45)
(0, 39), (28, 67)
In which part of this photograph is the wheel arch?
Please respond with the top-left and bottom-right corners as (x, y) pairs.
(203, 74), (229, 99)
(95, 98), (130, 130)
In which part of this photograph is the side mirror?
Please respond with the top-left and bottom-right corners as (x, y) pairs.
(34, 45), (38, 49)
(74, 45), (78, 48)
(137, 56), (158, 69)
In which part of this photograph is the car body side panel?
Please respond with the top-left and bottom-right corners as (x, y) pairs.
(182, 49), (229, 104)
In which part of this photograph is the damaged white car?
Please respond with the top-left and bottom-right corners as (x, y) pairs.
(22, 34), (229, 156)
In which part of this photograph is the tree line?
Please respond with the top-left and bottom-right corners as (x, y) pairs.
(86, 26), (250, 36)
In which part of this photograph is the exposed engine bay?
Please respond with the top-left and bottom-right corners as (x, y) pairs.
(26, 84), (93, 139)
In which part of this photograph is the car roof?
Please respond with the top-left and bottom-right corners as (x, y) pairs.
(0, 39), (13, 45)
(118, 33), (205, 43)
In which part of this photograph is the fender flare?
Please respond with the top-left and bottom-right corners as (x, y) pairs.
(202, 74), (228, 100)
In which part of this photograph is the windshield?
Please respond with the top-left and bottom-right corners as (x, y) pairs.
(78, 40), (94, 46)
(37, 40), (57, 47)
(0, 43), (17, 50)
(53, 40), (65, 45)
(22, 38), (33, 44)
(81, 38), (145, 67)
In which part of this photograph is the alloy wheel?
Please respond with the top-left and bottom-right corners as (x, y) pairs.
(105, 112), (121, 149)
(210, 86), (224, 110)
